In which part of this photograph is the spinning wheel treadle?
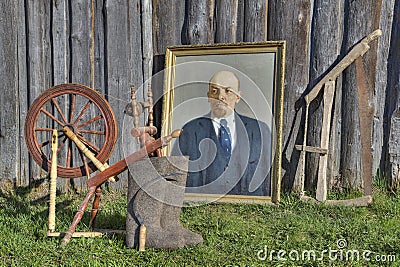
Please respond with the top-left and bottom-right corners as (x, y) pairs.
(24, 83), (118, 178)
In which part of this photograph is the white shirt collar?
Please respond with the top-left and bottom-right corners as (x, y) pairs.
(211, 111), (235, 125)
(211, 112), (236, 148)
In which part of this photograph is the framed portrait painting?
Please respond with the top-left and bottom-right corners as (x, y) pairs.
(161, 42), (285, 204)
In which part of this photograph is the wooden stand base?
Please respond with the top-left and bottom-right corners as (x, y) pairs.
(47, 229), (125, 238)
(300, 195), (373, 207)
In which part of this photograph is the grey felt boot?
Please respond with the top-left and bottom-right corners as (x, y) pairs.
(160, 156), (204, 247)
(126, 157), (186, 249)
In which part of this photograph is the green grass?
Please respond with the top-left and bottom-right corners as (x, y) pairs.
(0, 185), (399, 267)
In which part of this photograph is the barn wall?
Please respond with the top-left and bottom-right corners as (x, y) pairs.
(0, 0), (398, 193)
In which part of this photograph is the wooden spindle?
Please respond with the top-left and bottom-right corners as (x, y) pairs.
(131, 85), (140, 129)
(48, 129), (58, 233)
(147, 82), (154, 128)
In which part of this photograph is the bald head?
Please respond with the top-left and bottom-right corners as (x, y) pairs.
(207, 71), (241, 118)
(209, 71), (240, 94)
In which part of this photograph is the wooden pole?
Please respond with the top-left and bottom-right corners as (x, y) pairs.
(48, 130), (58, 233)
(142, 0), (153, 128)
(63, 126), (117, 182)
(316, 81), (335, 201)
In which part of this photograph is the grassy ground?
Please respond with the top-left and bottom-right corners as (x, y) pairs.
(0, 184), (399, 267)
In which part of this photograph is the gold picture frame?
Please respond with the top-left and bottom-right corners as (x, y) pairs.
(162, 42), (285, 204)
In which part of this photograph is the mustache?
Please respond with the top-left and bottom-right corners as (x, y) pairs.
(209, 98), (228, 106)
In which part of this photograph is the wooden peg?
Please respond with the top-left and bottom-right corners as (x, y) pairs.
(138, 225), (146, 251)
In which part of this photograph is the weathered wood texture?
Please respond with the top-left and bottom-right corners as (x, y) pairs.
(1, 0), (399, 193)
(389, 108), (400, 189)
(17, 0), (29, 187)
(373, 0), (395, 174)
(382, 0), (400, 185)
(268, 0), (312, 191)
(306, 0), (343, 191)
(340, 0), (382, 189)
(0, 0), (19, 187)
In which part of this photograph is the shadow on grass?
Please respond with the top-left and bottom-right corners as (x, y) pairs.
(0, 180), (126, 237)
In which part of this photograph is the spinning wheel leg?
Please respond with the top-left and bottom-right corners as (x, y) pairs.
(61, 186), (96, 247)
(89, 187), (102, 228)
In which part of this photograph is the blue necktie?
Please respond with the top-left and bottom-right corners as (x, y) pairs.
(219, 119), (231, 159)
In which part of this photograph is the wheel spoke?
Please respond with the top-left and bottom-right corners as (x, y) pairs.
(79, 129), (105, 135)
(40, 108), (65, 127)
(79, 150), (91, 178)
(51, 98), (68, 123)
(73, 100), (92, 124)
(35, 128), (65, 132)
(25, 84), (117, 179)
(77, 135), (100, 152)
(40, 134), (65, 149)
(56, 136), (68, 154)
(69, 94), (76, 122)
(66, 139), (72, 168)
(35, 128), (56, 132)
(39, 139), (51, 149)
(77, 115), (103, 128)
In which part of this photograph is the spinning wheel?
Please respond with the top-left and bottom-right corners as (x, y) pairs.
(24, 83), (118, 178)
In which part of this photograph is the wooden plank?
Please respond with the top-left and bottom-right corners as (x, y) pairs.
(389, 109), (400, 189)
(69, 0), (93, 192)
(26, 0), (53, 182)
(70, 0), (92, 85)
(0, 0), (19, 185)
(329, 76), (342, 189)
(152, 0), (185, 134)
(300, 195), (373, 207)
(215, 0), (239, 43)
(104, 0), (132, 188)
(93, 0), (105, 93)
(340, 0), (382, 189)
(243, 0), (267, 42)
(47, 229), (125, 238)
(52, 0), (69, 85)
(115, 0), (144, 186)
(235, 0), (245, 42)
(305, 30), (381, 104)
(372, 0), (395, 173)
(118, 0), (145, 189)
(383, 1), (400, 183)
(355, 57), (374, 196)
(316, 81), (335, 201)
(268, 0), (312, 191)
(128, 0), (143, 100)
(152, 0), (185, 55)
(306, 0), (342, 191)
(52, 0), (69, 191)
(17, 0), (29, 186)
(295, 145), (327, 154)
(182, 0), (214, 44)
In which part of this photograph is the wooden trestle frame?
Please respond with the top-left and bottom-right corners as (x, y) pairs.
(295, 29), (382, 206)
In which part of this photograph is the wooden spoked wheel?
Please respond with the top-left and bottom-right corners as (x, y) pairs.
(24, 84), (118, 178)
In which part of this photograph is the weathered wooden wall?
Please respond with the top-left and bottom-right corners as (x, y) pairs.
(1, 0), (399, 193)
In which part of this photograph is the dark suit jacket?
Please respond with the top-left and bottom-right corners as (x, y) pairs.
(172, 112), (271, 196)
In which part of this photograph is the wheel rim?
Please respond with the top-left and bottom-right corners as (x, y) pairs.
(24, 83), (118, 178)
